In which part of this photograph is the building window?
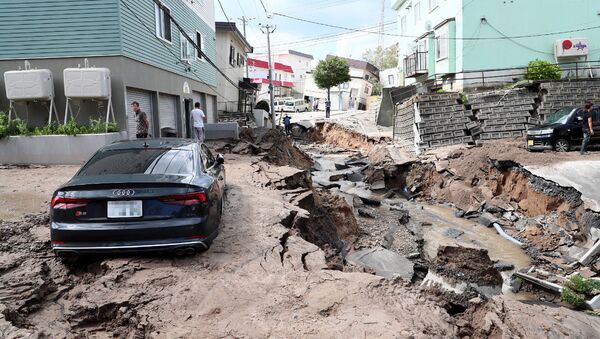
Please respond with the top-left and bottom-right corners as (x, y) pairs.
(155, 3), (172, 42)
(196, 32), (205, 60)
(436, 33), (448, 60)
(340, 82), (349, 89)
(364, 74), (370, 81)
(414, 2), (421, 23)
(388, 74), (395, 86)
(400, 16), (407, 34)
(180, 33), (193, 62)
(229, 45), (236, 66)
(364, 85), (370, 94)
(429, 0), (439, 12)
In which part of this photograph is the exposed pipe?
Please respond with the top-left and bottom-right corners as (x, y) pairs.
(493, 223), (524, 247)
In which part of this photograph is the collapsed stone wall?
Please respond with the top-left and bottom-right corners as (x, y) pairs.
(394, 79), (600, 154)
(538, 80), (600, 121)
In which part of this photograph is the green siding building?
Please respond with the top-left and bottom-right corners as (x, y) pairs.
(0, 0), (218, 138)
(393, 0), (600, 89)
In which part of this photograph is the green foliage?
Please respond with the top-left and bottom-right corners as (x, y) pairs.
(525, 59), (562, 81)
(369, 79), (382, 96)
(361, 45), (399, 70)
(561, 275), (600, 309)
(255, 100), (270, 113)
(314, 57), (351, 96)
(0, 112), (118, 139)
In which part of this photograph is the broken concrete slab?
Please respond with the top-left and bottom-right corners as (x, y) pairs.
(512, 272), (563, 293)
(346, 172), (365, 183)
(370, 180), (386, 190)
(334, 162), (350, 170)
(345, 247), (414, 280)
(493, 263), (515, 271)
(442, 228), (464, 239)
(579, 240), (600, 266)
(357, 208), (376, 219)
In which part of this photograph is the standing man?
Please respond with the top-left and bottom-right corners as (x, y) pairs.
(325, 99), (331, 119)
(581, 101), (595, 155)
(132, 101), (149, 139)
(191, 102), (207, 143)
(283, 114), (292, 135)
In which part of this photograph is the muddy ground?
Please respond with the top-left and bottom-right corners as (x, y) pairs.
(1, 129), (600, 338)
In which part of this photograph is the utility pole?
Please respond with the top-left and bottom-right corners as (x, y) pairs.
(238, 16), (255, 78)
(379, 0), (386, 68)
(260, 23), (276, 128)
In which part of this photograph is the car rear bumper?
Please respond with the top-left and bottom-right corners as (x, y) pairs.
(50, 217), (216, 253)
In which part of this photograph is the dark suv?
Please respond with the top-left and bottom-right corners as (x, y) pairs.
(526, 106), (600, 152)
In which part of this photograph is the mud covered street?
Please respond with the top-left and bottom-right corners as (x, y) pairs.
(2, 126), (600, 337)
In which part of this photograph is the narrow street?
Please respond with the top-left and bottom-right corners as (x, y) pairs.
(2, 125), (600, 337)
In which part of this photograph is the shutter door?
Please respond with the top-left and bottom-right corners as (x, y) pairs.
(158, 94), (177, 137)
(126, 88), (154, 139)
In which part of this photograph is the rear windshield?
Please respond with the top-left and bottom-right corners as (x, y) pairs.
(77, 148), (195, 176)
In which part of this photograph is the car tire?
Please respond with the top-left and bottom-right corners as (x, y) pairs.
(555, 139), (570, 152)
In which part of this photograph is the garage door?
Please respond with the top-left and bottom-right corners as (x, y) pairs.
(126, 88), (154, 139)
(158, 94), (178, 137)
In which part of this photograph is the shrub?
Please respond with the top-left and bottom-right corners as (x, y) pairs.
(525, 59), (562, 81)
(255, 100), (270, 112)
(0, 112), (119, 139)
(561, 274), (600, 309)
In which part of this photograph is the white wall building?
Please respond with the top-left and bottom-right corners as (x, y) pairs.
(380, 68), (402, 88)
(251, 50), (314, 96)
(247, 58), (295, 103)
(215, 22), (253, 115)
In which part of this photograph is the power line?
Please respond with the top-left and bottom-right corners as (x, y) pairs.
(272, 12), (600, 41)
(485, 21), (554, 56)
(259, 0), (269, 16)
(216, 0), (230, 23)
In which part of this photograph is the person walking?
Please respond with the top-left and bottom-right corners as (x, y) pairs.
(325, 99), (331, 119)
(283, 114), (292, 135)
(132, 101), (149, 139)
(191, 102), (207, 143)
(313, 98), (319, 112)
(581, 101), (595, 155)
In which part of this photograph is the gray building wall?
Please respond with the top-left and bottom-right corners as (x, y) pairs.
(0, 56), (218, 138)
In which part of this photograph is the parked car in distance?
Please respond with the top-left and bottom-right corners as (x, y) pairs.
(283, 99), (308, 112)
(527, 106), (600, 152)
(50, 139), (225, 261)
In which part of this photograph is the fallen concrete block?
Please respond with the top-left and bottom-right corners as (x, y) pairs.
(512, 272), (563, 293)
(346, 247), (414, 280)
(579, 240), (600, 266)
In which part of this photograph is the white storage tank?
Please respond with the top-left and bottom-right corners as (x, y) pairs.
(63, 67), (111, 99)
(4, 69), (54, 101)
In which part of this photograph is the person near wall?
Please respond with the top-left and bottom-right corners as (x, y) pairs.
(283, 114), (292, 135)
(313, 98), (319, 112)
(581, 101), (595, 155)
(192, 102), (207, 143)
(325, 100), (331, 119)
(132, 101), (149, 139)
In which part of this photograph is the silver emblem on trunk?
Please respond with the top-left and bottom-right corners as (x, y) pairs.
(113, 189), (135, 197)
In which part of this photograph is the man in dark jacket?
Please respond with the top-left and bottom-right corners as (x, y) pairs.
(581, 101), (594, 155)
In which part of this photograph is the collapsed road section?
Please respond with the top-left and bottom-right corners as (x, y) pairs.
(1, 124), (600, 337)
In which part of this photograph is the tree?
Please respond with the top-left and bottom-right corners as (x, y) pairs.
(313, 56), (351, 108)
(362, 44), (399, 70)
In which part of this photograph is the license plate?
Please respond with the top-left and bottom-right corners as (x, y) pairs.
(527, 140), (534, 146)
(107, 200), (143, 218)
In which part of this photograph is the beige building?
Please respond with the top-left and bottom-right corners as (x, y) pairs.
(215, 22), (253, 115)
(305, 56), (379, 111)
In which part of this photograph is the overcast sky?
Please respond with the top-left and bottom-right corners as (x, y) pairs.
(215, 0), (397, 62)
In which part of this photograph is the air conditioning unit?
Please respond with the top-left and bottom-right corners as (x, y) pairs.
(4, 69), (54, 101)
(555, 38), (589, 58)
(63, 67), (111, 99)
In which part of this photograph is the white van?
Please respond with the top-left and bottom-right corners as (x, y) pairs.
(283, 99), (308, 112)
(274, 99), (286, 112)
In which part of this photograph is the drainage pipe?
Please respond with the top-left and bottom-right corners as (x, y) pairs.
(493, 223), (524, 247)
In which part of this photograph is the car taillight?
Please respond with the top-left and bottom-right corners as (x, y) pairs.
(159, 192), (207, 205)
(51, 196), (90, 210)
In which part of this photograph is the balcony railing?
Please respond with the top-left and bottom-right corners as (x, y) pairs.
(403, 51), (428, 78)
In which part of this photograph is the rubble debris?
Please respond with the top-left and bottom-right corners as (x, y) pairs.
(334, 162), (350, 170)
(579, 240), (600, 266)
(493, 263), (515, 272)
(422, 246), (503, 300)
(345, 247), (414, 280)
(357, 208), (376, 219)
(442, 228), (464, 239)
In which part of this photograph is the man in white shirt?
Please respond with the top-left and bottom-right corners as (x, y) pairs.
(191, 102), (206, 143)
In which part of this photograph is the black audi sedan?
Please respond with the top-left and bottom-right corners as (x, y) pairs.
(50, 139), (225, 260)
(526, 106), (600, 152)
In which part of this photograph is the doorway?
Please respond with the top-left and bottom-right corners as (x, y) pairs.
(184, 99), (193, 139)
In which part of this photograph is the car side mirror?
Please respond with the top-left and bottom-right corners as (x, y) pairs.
(216, 154), (225, 165)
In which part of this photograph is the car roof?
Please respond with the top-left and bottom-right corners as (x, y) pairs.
(103, 138), (197, 151)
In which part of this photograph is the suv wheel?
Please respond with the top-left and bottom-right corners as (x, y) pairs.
(555, 139), (570, 152)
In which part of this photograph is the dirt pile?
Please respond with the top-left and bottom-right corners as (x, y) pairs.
(310, 122), (385, 151)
